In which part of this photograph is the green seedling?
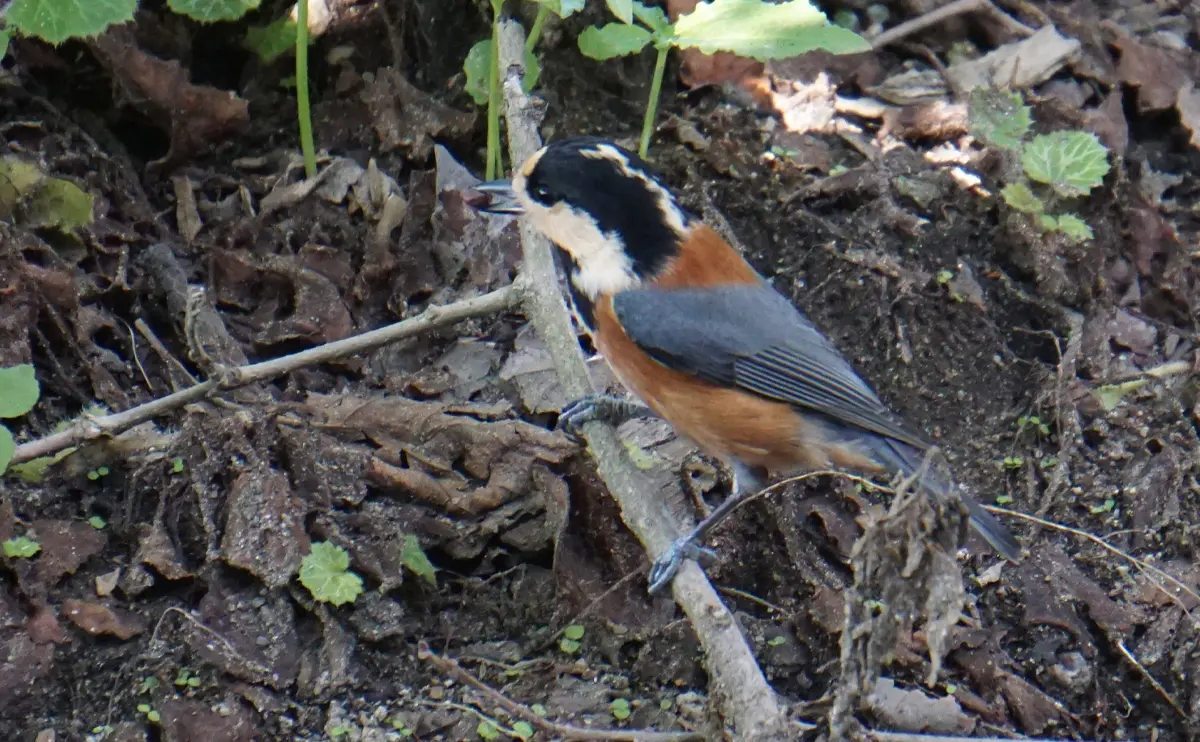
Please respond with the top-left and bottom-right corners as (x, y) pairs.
(401, 533), (438, 586)
(1090, 498), (1117, 515)
(1016, 414), (1050, 437)
(477, 720), (500, 740)
(559, 623), (585, 653)
(172, 457), (186, 474)
(969, 88), (1110, 243)
(88, 515), (107, 529)
(994, 494), (1013, 505)
(3, 535), (40, 558)
(136, 703), (161, 724)
(579, 0), (869, 157)
(465, 0), (582, 181)
(512, 720), (534, 740)
(610, 697), (632, 721)
(138, 676), (160, 694)
(0, 364), (39, 475)
(87, 466), (110, 481)
(299, 541), (364, 606)
(1001, 455), (1023, 470)
(174, 668), (201, 688)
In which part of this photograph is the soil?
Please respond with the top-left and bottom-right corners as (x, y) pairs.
(2, 1), (1200, 741)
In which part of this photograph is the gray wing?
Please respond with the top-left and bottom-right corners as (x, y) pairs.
(612, 284), (928, 449)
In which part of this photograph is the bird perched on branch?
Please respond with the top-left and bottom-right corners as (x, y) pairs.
(470, 136), (1021, 594)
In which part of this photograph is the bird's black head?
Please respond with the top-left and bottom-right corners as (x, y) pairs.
(497, 137), (694, 298)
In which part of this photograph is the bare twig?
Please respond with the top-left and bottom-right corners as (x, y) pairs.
(419, 642), (704, 742)
(870, 0), (1036, 51)
(1114, 639), (1186, 719)
(10, 285), (517, 465)
(494, 20), (788, 740)
(986, 505), (1200, 615)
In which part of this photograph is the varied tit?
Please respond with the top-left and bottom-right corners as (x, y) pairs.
(470, 136), (1022, 594)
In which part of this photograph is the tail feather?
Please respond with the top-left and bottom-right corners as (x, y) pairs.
(856, 435), (1023, 562)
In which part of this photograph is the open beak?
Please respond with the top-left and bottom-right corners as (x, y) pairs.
(465, 180), (524, 215)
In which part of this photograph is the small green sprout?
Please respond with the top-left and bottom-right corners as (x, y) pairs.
(299, 542), (364, 606)
(512, 720), (535, 740)
(935, 269), (954, 285)
(560, 623), (586, 652)
(329, 726), (350, 739)
(477, 720), (501, 740)
(1016, 415), (1050, 436)
(401, 534), (438, 586)
(531, 703), (548, 716)
(87, 466), (110, 481)
(137, 703), (161, 724)
(610, 698), (632, 721)
(580, 0), (869, 157)
(138, 676), (160, 694)
(172, 457), (186, 474)
(3, 536), (40, 559)
(1001, 455), (1024, 470)
(766, 635), (787, 647)
(660, 697), (673, 710)
(1090, 498), (1117, 515)
(88, 515), (107, 529)
(994, 494), (1013, 505)
(174, 669), (201, 688)
(969, 88), (1110, 243)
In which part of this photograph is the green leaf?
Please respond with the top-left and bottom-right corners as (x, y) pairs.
(673, 0), (871, 60)
(559, 637), (581, 653)
(244, 17), (300, 63)
(578, 23), (652, 59)
(168, 0), (261, 22)
(3, 535), (41, 558)
(0, 29), (12, 60)
(512, 721), (535, 740)
(610, 698), (631, 720)
(0, 426), (13, 475)
(1022, 131), (1110, 197)
(299, 541), (364, 606)
(1036, 214), (1058, 231)
(542, 0), (585, 16)
(563, 624), (585, 640)
(464, 39), (493, 105)
(968, 88), (1031, 150)
(27, 176), (94, 231)
(606, 0), (634, 23)
(0, 364), (39, 419)
(632, 0), (670, 31)
(6, 0), (137, 44)
(1054, 212), (1094, 242)
(401, 534), (438, 586)
(1000, 182), (1044, 213)
(523, 46), (541, 93)
(88, 515), (107, 529)
(476, 721), (500, 740)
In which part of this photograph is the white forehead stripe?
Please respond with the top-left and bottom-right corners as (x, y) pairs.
(581, 144), (689, 237)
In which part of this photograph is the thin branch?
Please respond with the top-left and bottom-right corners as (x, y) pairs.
(419, 642), (704, 742)
(11, 285), (518, 465)
(870, 0), (1036, 51)
(494, 20), (788, 740)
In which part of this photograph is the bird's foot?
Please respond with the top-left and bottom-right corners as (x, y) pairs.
(557, 394), (654, 435)
(647, 537), (718, 595)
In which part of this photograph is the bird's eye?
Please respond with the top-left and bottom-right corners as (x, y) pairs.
(531, 185), (554, 204)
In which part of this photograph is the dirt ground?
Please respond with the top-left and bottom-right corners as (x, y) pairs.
(2, 0), (1200, 740)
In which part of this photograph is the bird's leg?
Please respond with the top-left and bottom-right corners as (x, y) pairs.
(647, 462), (768, 595)
(557, 394), (656, 434)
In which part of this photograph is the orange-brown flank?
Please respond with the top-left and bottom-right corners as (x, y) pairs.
(591, 225), (881, 475)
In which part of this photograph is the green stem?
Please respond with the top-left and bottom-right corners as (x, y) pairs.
(486, 6), (504, 180)
(639, 44), (669, 160)
(296, 0), (317, 178)
(525, 4), (549, 53)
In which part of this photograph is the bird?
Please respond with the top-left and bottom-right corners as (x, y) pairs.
(469, 136), (1022, 594)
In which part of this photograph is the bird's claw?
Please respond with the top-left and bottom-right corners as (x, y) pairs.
(557, 394), (652, 436)
(647, 537), (718, 595)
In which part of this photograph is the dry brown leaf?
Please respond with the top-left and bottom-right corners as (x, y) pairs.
(63, 599), (146, 640)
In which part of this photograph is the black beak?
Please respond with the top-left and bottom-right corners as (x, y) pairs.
(465, 179), (524, 215)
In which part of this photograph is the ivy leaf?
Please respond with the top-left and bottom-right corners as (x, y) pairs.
(401, 534), (438, 586)
(606, 0), (634, 23)
(299, 542), (363, 606)
(1022, 131), (1110, 198)
(463, 39), (492, 105)
(0, 364), (40, 419)
(673, 0), (870, 60)
(3, 535), (41, 559)
(1000, 182), (1044, 214)
(968, 88), (1031, 150)
(6, 0), (137, 44)
(0, 426), (13, 475)
(245, 17), (300, 63)
(168, 0), (261, 22)
(578, 23), (652, 59)
(1054, 212), (1094, 242)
